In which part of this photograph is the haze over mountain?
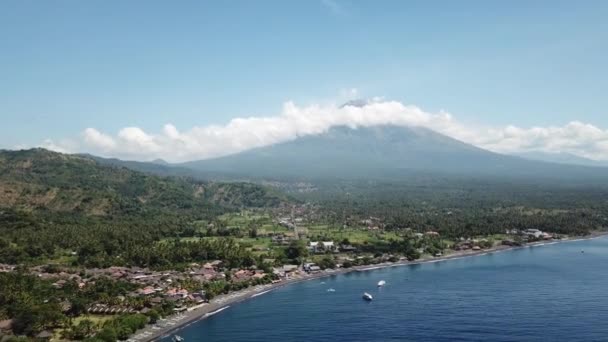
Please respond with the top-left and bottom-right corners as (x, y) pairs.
(516, 151), (608, 168)
(179, 125), (608, 183)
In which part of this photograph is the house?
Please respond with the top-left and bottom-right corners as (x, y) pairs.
(273, 265), (298, 278)
(308, 266), (321, 272)
(36, 331), (53, 340)
(322, 241), (335, 250)
(60, 301), (72, 313)
(309, 241), (337, 253)
(52, 279), (67, 288)
(279, 219), (296, 229)
(190, 293), (206, 304)
(0, 264), (15, 273)
(209, 260), (223, 268)
(303, 263), (315, 272)
(0, 319), (13, 332)
(339, 244), (357, 252)
(303, 263), (322, 273)
(110, 271), (125, 279)
(252, 272), (267, 280)
(150, 297), (163, 304)
(524, 229), (543, 238)
(425, 231), (440, 237)
(271, 234), (291, 245)
(138, 286), (156, 296)
(233, 269), (254, 281)
(453, 241), (473, 250)
(165, 288), (189, 299)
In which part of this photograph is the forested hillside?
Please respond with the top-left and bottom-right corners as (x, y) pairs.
(0, 148), (285, 214)
(0, 149), (287, 266)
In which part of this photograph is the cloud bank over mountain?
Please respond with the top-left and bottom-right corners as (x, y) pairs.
(36, 99), (608, 162)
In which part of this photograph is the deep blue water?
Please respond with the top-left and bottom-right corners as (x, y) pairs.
(166, 237), (608, 341)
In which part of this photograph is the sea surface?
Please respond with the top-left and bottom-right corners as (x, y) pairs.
(164, 237), (608, 341)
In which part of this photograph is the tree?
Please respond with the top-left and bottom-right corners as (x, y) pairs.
(145, 309), (160, 324)
(317, 256), (336, 270)
(68, 298), (87, 317)
(286, 240), (308, 262)
(402, 239), (420, 261)
(68, 319), (96, 340)
(96, 327), (117, 342)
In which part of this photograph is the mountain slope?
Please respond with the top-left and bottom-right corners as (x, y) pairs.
(517, 151), (608, 168)
(181, 125), (608, 182)
(80, 153), (209, 179)
(0, 148), (286, 215)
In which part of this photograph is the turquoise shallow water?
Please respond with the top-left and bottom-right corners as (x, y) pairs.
(165, 237), (608, 342)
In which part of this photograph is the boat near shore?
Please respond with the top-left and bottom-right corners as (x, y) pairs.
(377, 280), (386, 287)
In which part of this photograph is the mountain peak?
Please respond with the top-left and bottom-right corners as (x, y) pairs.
(339, 99), (369, 108)
(179, 124), (608, 182)
(150, 158), (170, 165)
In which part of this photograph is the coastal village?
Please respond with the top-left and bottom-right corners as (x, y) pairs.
(0, 204), (565, 341)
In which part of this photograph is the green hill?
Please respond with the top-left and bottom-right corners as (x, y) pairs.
(0, 148), (289, 266)
(0, 148), (286, 215)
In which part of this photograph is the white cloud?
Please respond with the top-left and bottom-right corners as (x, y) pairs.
(36, 98), (608, 162)
(83, 128), (116, 151)
(38, 139), (72, 154)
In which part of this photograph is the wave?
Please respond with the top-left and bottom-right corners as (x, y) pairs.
(205, 306), (230, 317)
(357, 266), (384, 271)
(251, 290), (272, 298)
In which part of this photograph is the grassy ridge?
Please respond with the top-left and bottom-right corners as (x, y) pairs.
(0, 148), (287, 215)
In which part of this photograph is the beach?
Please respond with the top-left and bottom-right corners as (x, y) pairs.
(132, 232), (608, 342)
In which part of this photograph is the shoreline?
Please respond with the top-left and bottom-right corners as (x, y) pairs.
(135, 232), (608, 342)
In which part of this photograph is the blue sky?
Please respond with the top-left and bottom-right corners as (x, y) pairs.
(1, 1), (607, 160)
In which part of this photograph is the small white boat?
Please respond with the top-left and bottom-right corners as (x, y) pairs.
(172, 335), (184, 342)
(327, 288), (336, 292)
(362, 292), (373, 301)
(377, 280), (386, 287)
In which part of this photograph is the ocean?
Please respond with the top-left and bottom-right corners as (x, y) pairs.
(163, 237), (608, 341)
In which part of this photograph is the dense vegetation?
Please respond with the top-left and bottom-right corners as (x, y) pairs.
(0, 149), (286, 267)
(0, 271), (143, 339)
(299, 179), (608, 238)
